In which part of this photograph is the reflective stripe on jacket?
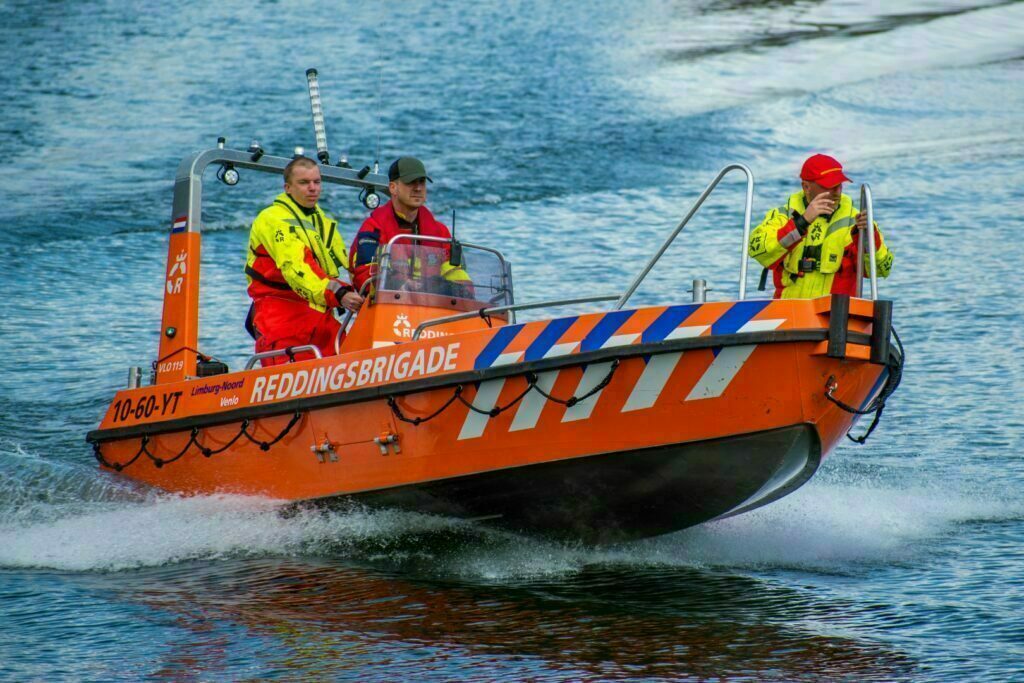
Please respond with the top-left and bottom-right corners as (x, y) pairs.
(748, 191), (894, 299)
(245, 193), (352, 312)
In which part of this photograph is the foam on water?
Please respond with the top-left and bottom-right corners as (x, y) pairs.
(447, 479), (1021, 582)
(0, 492), (490, 572)
(647, 480), (1020, 569)
(4, 449), (1016, 578)
(0, 441), (153, 522)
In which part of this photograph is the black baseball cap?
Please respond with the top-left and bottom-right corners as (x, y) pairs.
(388, 157), (432, 183)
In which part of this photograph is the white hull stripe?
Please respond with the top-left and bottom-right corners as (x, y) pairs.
(622, 325), (709, 412)
(457, 304), (786, 436)
(562, 333), (640, 422)
(686, 319), (785, 401)
(458, 352), (523, 440)
(510, 342), (579, 432)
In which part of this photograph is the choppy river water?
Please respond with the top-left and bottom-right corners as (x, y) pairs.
(2, 1), (1023, 680)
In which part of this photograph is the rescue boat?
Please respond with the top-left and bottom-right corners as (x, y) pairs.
(86, 73), (902, 544)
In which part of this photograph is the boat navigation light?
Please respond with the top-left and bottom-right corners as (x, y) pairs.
(293, 146), (305, 159)
(248, 140), (264, 162)
(360, 188), (381, 210)
(217, 163), (240, 186)
(217, 136), (226, 149)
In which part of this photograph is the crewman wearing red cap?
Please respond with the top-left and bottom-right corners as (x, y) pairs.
(748, 154), (893, 299)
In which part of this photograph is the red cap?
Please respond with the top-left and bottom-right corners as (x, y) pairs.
(800, 154), (851, 188)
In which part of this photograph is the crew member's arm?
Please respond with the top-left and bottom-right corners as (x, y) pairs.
(440, 260), (471, 283)
(750, 191), (842, 267)
(749, 206), (803, 269)
(255, 211), (356, 310)
(349, 224), (381, 293)
(322, 217), (364, 311)
(854, 212), (894, 277)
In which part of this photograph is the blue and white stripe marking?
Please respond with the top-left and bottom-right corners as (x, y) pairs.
(508, 317), (581, 432)
(458, 302), (784, 439)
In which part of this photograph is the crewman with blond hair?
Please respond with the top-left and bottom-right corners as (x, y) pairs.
(245, 156), (363, 366)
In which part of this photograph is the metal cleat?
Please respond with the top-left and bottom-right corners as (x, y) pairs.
(373, 432), (401, 455)
(310, 440), (338, 463)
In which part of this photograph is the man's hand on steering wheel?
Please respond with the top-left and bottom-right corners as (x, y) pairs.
(340, 291), (364, 311)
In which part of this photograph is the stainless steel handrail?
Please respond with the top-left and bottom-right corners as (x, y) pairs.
(411, 294), (620, 341)
(382, 233), (509, 265)
(379, 235), (512, 314)
(856, 183), (879, 300)
(244, 344), (322, 370)
(614, 164), (754, 309)
(333, 278), (376, 355)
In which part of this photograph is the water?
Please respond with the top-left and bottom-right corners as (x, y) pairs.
(2, 0), (1023, 679)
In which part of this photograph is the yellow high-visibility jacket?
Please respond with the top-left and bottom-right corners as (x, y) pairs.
(748, 191), (894, 299)
(245, 193), (352, 312)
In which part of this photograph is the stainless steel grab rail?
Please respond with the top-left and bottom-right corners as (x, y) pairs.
(615, 164), (755, 309)
(333, 234), (520, 350)
(856, 183), (879, 300)
(244, 344), (322, 370)
(333, 278), (376, 355)
(411, 295), (620, 341)
(380, 233), (515, 322)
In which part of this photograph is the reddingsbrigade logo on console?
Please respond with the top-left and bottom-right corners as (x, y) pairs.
(393, 313), (411, 337)
(392, 313), (449, 340)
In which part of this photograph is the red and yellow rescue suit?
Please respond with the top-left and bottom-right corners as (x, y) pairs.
(349, 202), (471, 294)
(245, 193), (354, 366)
(748, 191), (894, 299)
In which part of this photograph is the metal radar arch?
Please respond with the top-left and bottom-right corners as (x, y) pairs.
(154, 68), (390, 385)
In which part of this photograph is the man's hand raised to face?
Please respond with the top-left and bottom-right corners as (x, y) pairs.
(802, 193), (837, 223)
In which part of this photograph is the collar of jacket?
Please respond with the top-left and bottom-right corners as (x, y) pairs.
(370, 201), (443, 234)
(275, 192), (324, 221)
(392, 203), (419, 232)
(286, 193), (318, 216)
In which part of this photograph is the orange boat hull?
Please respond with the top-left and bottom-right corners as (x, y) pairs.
(89, 296), (894, 543)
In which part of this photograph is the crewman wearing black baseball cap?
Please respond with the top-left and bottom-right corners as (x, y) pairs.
(349, 157), (470, 294)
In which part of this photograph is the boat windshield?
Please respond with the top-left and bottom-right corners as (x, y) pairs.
(378, 239), (514, 308)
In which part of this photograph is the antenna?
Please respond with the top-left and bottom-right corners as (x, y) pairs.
(374, 33), (384, 175)
(449, 209), (463, 267)
(305, 68), (330, 164)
